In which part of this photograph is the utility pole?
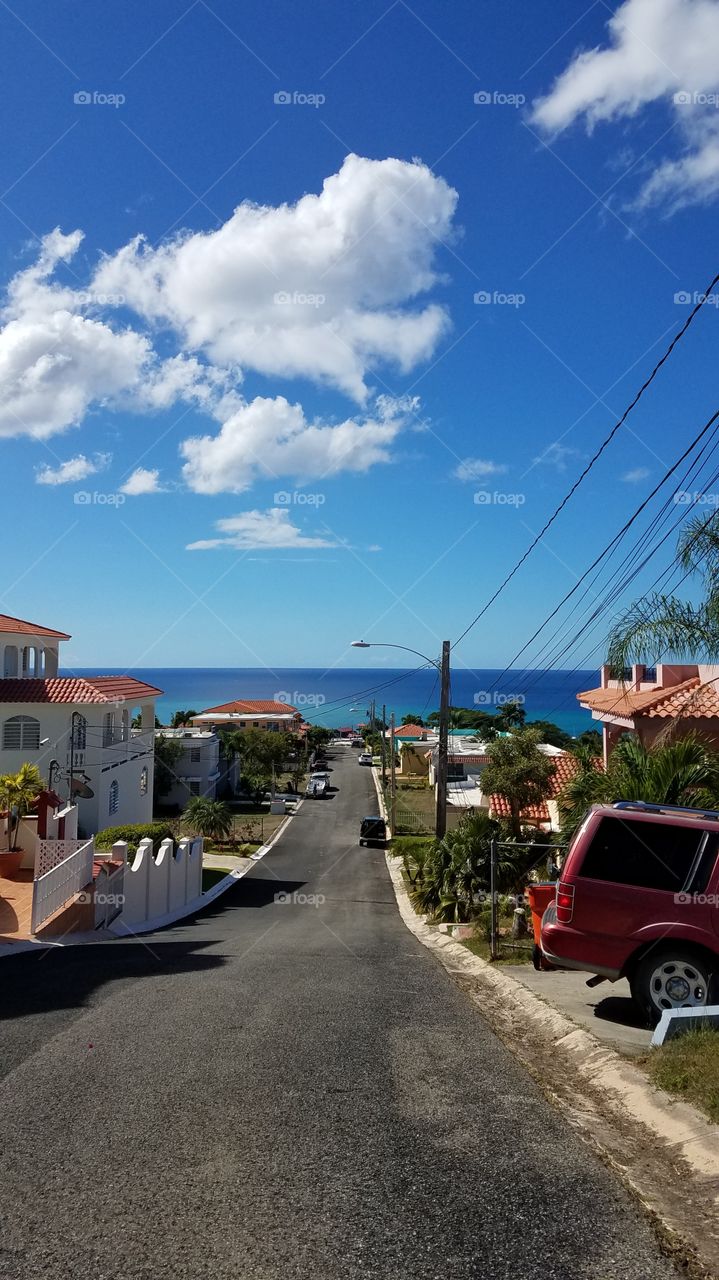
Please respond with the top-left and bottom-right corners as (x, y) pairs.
(435, 640), (451, 840)
(389, 711), (396, 834)
(381, 703), (387, 785)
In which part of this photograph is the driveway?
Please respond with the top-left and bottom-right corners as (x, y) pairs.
(0, 745), (680, 1279)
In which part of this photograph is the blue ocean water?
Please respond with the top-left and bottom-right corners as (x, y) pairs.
(69, 666), (598, 737)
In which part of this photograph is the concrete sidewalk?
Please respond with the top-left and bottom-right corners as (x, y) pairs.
(499, 963), (652, 1056)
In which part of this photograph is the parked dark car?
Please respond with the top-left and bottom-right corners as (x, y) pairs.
(359, 816), (387, 846)
(541, 801), (719, 1024)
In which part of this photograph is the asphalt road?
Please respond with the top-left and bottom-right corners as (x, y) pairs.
(0, 746), (680, 1279)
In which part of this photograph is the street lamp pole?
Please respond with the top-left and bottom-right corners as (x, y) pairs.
(351, 639), (451, 839)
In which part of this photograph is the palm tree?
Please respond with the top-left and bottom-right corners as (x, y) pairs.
(0, 763), (44, 850)
(558, 734), (719, 840)
(171, 709), (198, 728)
(608, 511), (719, 671)
(181, 797), (233, 844)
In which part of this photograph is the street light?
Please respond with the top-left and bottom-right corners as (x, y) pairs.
(350, 639), (451, 838)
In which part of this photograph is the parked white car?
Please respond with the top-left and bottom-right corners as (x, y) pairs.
(357, 753), (372, 766)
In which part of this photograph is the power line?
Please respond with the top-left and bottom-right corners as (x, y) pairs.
(453, 270), (719, 651)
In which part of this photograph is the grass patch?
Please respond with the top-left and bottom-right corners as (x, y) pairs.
(202, 867), (231, 891)
(391, 834), (435, 859)
(460, 934), (533, 966)
(647, 1028), (719, 1123)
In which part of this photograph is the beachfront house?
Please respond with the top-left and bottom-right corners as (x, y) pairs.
(191, 699), (303, 733)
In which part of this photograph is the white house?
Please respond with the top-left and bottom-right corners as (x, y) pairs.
(0, 612), (161, 836)
(155, 728), (240, 807)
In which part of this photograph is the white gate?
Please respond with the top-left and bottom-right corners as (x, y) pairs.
(31, 840), (94, 934)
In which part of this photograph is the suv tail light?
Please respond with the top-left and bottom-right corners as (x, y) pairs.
(556, 881), (575, 924)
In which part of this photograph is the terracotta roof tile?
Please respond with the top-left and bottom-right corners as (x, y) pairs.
(578, 677), (719, 720)
(392, 723), (428, 737)
(0, 676), (162, 704)
(0, 613), (70, 640)
(197, 699), (299, 715)
(490, 794), (551, 824)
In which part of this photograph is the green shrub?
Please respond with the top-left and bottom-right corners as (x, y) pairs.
(95, 822), (176, 855)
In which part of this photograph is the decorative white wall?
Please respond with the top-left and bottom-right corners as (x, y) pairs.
(113, 835), (203, 928)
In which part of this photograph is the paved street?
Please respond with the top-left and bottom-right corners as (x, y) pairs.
(0, 746), (680, 1279)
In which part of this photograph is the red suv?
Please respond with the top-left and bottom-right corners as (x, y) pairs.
(541, 801), (719, 1025)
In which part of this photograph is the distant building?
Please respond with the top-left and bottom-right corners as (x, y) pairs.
(156, 727), (240, 806)
(191, 699), (302, 733)
(0, 612), (160, 834)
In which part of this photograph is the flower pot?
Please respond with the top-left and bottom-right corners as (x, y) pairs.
(0, 850), (24, 878)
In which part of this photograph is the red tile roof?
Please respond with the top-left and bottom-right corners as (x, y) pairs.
(0, 676), (163, 704)
(490, 794), (551, 824)
(0, 613), (70, 640)
(489, 752), (604, 826)
(393, 723), (428, 737)
(578, 677), (719, 720)
(197, 699), (299, 715)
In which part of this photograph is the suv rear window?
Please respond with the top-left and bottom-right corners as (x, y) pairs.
(577, 814), (716, 893)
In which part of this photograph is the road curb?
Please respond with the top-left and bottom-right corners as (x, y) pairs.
(385, 850), (719, 1278)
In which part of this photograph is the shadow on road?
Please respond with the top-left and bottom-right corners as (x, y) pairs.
(0, 939), (225, 1021)
(592, 994), (648, 1029)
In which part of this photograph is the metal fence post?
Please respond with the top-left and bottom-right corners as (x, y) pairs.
(489, 837), (498, 960)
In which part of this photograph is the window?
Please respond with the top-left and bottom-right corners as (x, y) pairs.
(103, 712), (114, 748)
(189, 747), (201, 763)
(109, 780), (119, 815)
(2, 715), (40, 750)
(188, 780), (201, 796)
(578, 815), (711, 893)
(140, 767), (148, 796)
(72, 714), (87, 750)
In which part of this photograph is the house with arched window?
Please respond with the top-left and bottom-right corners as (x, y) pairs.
(0, 612), (162, 834)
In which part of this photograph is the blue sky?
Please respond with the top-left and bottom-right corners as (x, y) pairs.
(3, 0), (719, 673)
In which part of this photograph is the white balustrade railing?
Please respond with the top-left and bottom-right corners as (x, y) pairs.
(31, 839), (94, 934)
(36, 838), (85, 878)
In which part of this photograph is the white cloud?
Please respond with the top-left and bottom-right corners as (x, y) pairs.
(180, 393), (417, 495)
(622, 465), (651, 482)
(93, 153), (456, 402)
(531, 0), (719, 209)
(454, 457), (508, 481)
(35, 451), (111, 485)
(532, 442), (580, 470)
(120, 467), (163, 495)
(187, 508), (338, 551)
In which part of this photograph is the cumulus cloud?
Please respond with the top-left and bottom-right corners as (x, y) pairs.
(35, 451), (111, 485)
(120, 467), (164, 495)
(454, 457), (508, 481)
(531, 0), (719, 209)
(187, 508), (338, 551)
(93, 153), (456, 402)
(180, 393), (418, 495)
(622, 466), (651, 482)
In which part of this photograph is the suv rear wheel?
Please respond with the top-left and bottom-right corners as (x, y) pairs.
(630, 948), (713, 1027)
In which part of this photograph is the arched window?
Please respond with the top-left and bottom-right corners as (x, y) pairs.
(108, 780), (119, 815)
(3, 645), (18, 677)
(2, 715), (40, 750)
(140, 767), (148, 796)
(72, 714), (87, 750)
(103, 712), (115, 748)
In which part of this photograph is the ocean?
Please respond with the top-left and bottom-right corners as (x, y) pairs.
(69, 666), (598, 737)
